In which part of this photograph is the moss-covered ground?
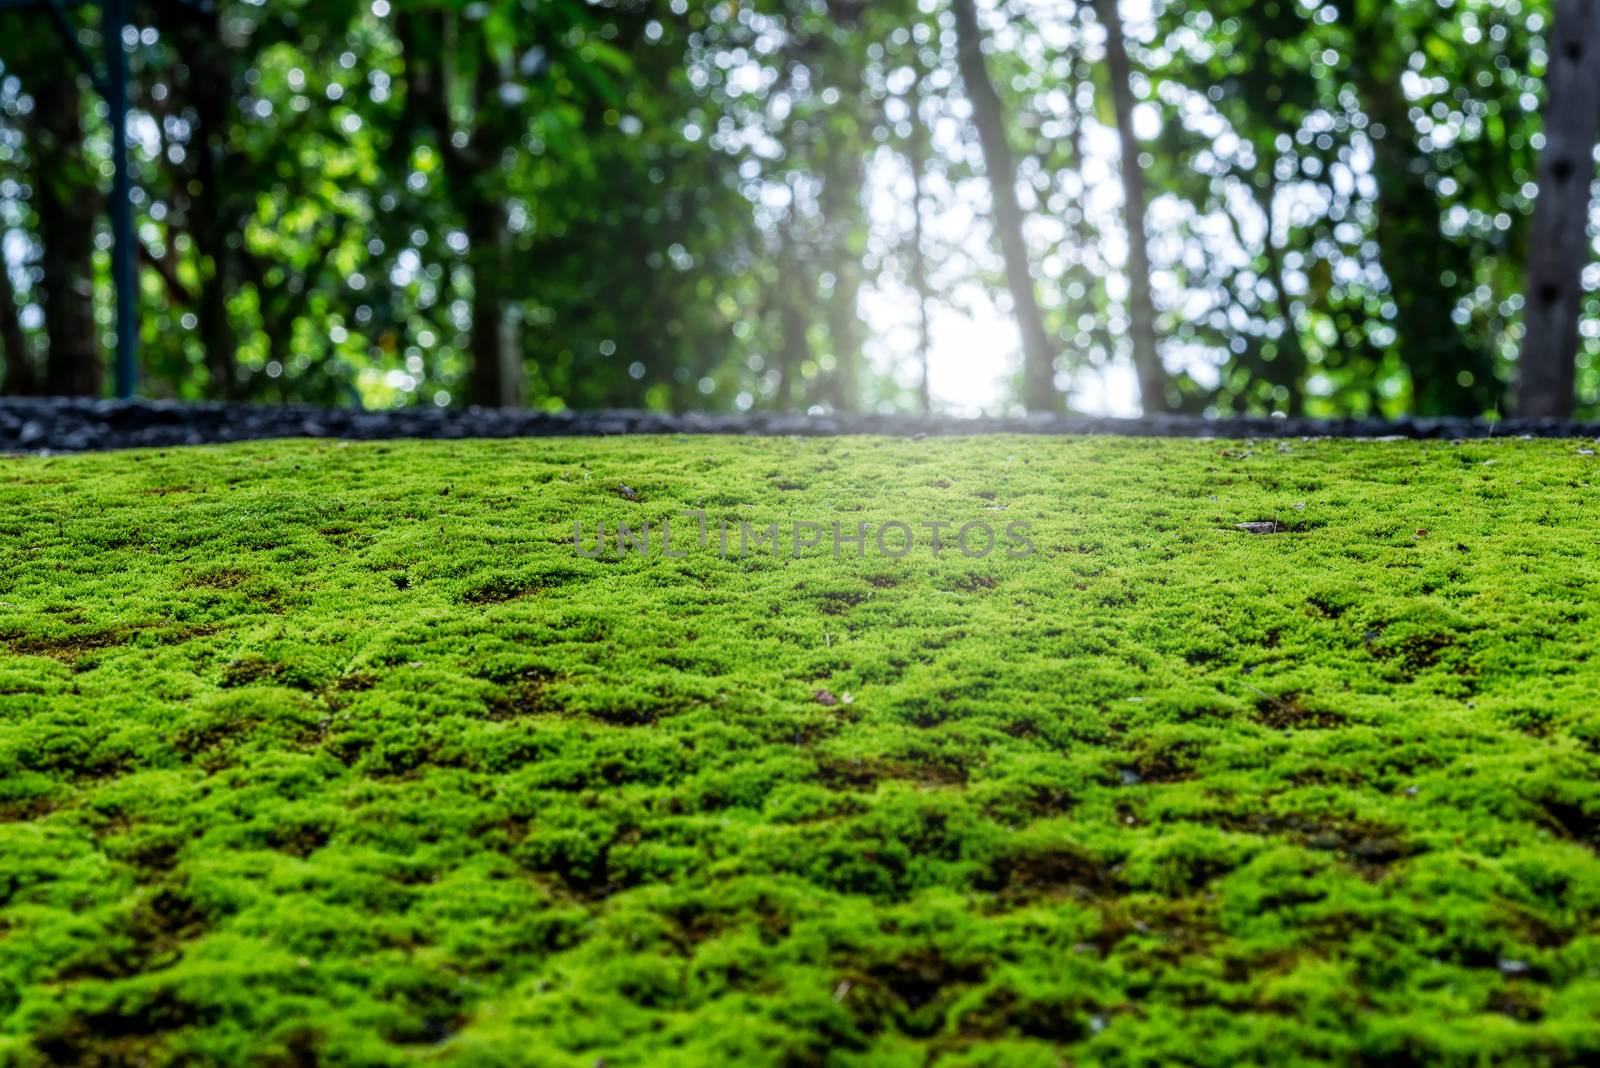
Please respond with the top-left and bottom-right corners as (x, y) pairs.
(2, 436), (1599, 1067)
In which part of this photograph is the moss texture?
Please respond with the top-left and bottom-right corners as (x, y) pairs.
(2, 436), (1599, 1066)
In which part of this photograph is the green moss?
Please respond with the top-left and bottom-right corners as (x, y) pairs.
(2, 435), (1599, 1066)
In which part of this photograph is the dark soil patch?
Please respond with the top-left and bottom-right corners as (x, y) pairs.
(818, 590), (870, 615)
(815, 755), (968, 790)
(977, 843), (1118, 901)
(5, 628), (126, 661)
(1252, 693), (1347, 730)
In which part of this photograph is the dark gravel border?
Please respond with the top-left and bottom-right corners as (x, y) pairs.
(3, 397), (1598, 453)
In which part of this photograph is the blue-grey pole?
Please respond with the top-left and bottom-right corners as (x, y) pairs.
(104, 0), (137, 397)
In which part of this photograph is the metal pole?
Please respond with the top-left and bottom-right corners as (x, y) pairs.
(104, 0), (137, 398)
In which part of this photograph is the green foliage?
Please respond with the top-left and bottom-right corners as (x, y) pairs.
(3, 436), (1600, 1063)
(0, 0), (1593, 414)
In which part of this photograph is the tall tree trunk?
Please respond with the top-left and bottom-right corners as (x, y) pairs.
(31, 75), (101, 396)
(0, 250), (35, 394)
(464, 197), (521, 408)
(1255, 177), (1308, 415)
(1518, 0), (1600, 419)
(461, 53), (520, 409)
(1066, 87), (1114, 408)
(1349, 9), (1498, 415)
(182, 21), (242, 400)
(1096, 0), (1166, 413)
(950, 0), (1058, 413)
(398, 10), (521, 408)
(1366, 105), (1497, 415)
(818, 8), (868, 413)
(821, 145), (865, 413)
(908, 78), (934, 415)
(776, 240), (812, 411)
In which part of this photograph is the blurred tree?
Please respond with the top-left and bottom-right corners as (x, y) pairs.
(0, 0), (1588, 420)
(1518, 0), (1600, 419)
(168, 7), (243, 399)
(951, 0), (1058, 412)
(1340, 0), (1502, 415)
(8, 18), (100, 396)
(0, 229), (30, 394)
(904, 57), (934, 414)
(1094, 0), (1168, 413)
(393, 4), (527, 407)
(1147, 0), (1325, 415)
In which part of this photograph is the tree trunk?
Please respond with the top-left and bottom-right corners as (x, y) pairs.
(1096, 0), (1166, 413)
(950, 0), (1058, 413)
(31, 75), (101, 396)
(464, 198), (521, 408)
(462, 50), (521, 410)
(0, 251), (35, 394)
(908, 77), (934, 415)
(398, 10), (521, 408)
(1255, 178), (1308, 415)
(1349, 9), (1498, 416)
(776, 241), (812, 411)
(182, 21), (242, 400)
(821, 145), (865, 413)
(1366, 108), (1497, 415)
(1518, 0), (1600, 419)
(823, 266), (863, 412)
